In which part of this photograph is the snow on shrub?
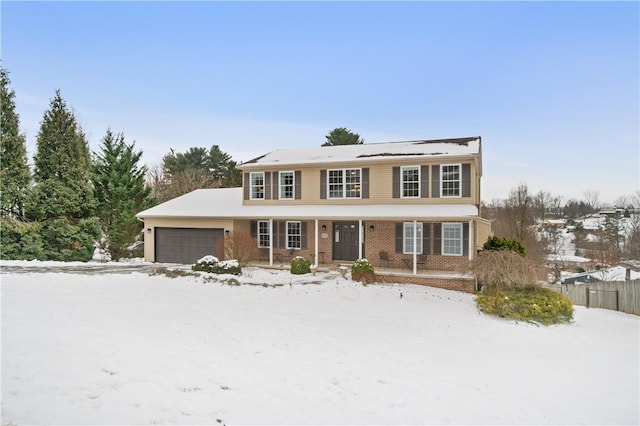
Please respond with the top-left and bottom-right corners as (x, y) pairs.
(351, 258), (376, 284)
(192, 255), (241, 275)
(290, 256), (311, 275)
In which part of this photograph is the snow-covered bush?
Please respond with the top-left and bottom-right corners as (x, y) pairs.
(476, 287), (574, 325)
(290, 256), (311, 275)
(192, 255), (242, 275)
(351, 258), (376, 284)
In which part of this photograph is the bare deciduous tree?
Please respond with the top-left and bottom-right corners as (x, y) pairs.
(583, 189), (601, 212)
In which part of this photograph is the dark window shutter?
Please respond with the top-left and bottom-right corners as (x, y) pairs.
(250, 220), (257, 237)
(301, 221), (307, 249)
(362, 168), (369, 199)
(278, 221), (286, 248)
(264, 172), (271, 200)
(272, 171), (279, 200)
(421, 165), (429, 198)
(463, 222), (469, 256)
(243, 173), (250, 200)
(392, 167), (400, 198)
(320, 169), (327, 199)
(462, 164), (471, 197)
(431, 165), (440, 198)
(433, 222), (442, 255)
(395, 223), (403, 253)
(295, 171), (302, 200)
(422, 222), (431, 255)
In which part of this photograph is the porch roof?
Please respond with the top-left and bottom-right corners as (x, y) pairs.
(137, 188), (479, 221)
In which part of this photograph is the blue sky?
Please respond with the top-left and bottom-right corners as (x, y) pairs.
(2, 1), (638, 204)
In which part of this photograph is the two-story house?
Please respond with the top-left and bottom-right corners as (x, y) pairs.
(136, 137), (491, 291)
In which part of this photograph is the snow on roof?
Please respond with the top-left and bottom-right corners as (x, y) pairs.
(240, 137), (481, 168)
(136, 188), (478, 220)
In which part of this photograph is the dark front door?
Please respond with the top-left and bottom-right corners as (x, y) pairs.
(332, 221), (360, 261)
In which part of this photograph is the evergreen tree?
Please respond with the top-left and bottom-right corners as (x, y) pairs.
(91, 129), (155, 260)
(27, 90), (95, 221)
(322, 127), (364, 146)
(0, 66), (30, 218)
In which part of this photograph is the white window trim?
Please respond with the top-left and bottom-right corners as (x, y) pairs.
(400, 165), (420, 199)
(250, 171), (265, 200)
(440, 163), (462, 198)
(279, 171), (295, 200)
(257, 220), (270, 248)
(403, 222), (423, 254)
(442, 223), (463, 256)
(327, 168), (362, 199)
(286, 220), (302, 250)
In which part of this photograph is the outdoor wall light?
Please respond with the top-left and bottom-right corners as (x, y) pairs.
(321, 225), (327, 232)
(225, 229), (230, 236)
(369, 225), (375, 232)
(146, 228), (151, 233)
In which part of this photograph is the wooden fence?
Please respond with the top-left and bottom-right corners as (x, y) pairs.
(555, 280), (640, 315)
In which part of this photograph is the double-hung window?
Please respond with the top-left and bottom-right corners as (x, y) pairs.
(403, 222), (423, 254)
(279, 171), (294, 199)
(401, 166), (420, 198)
(328, 168), (361, 199)
(286, 221), (302, 249)
(257, 220), (270, 248)
(442, 223), (463, 256)
(250, 172), (265, 200)
(441, 164), (461, 197)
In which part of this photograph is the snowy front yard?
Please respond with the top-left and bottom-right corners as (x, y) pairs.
(2, 262), (638, 425)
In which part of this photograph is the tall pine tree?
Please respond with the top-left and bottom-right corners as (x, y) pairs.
(25, 90), (100, 261)
(27, 90), (95, 221)
(91, 129), (155, 260)
(0, 66), (30, 218)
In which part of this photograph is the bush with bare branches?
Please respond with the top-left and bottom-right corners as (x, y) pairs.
(472, 250), (539, 293)
(221, 231), (257, 267)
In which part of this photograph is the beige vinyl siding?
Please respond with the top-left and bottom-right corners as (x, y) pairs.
(240, 156), (481, 206)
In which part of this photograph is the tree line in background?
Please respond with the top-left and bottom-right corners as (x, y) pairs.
(482, 183), (640, 274)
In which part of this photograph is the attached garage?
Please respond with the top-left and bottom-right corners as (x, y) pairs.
(154, 228), (224, 264)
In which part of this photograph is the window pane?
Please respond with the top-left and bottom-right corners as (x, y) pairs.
(345, 169), (361, 198)
(441, 165), (460, 197)
(442, 223), (462, 255)
(287, 221), (301, 249)
(258, 221), (270, 248)
(328, 170), (343, 198)
(251, 172), (264, 199)
(403, 222), (423, 254)
(402, 166), (419, 197)
(280, 172), (294, 199)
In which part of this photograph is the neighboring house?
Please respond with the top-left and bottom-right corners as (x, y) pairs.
(562, 264), (640, 284)
(136, 137), (491, 289)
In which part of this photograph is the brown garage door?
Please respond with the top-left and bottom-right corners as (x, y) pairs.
(155, 228), (224, 264)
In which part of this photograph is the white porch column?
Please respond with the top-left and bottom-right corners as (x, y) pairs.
(358, 219), (363, 259)
(314, 219), (319, 266)
(468, 219), (474, 261)
(269, 219), (273, 266)
(413, 220), (418, 275)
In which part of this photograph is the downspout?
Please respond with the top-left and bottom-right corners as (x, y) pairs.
(413, 220), (418, 275)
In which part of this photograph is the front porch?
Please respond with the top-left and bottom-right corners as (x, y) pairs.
(247, 258), (477, 293)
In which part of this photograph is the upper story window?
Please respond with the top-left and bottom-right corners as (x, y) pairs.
(279, 171), (294, 200)
(328, 168), (361, 199)
(401, 166), (420, 198)
(441, 164), (461, 197)
(286, 221), (302, 249)
(257, 220), (270, 248)
(442, 223), (463, 256)
(250, 172), (265, 200)
(403, 222), (423, 254)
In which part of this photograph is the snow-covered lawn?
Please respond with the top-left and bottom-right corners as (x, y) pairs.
(2, 261), (638, 425)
